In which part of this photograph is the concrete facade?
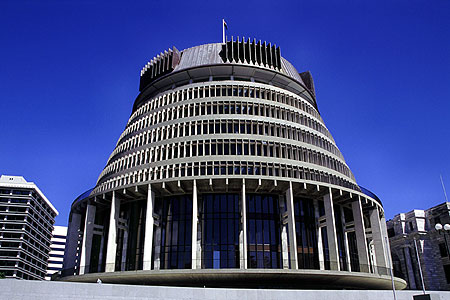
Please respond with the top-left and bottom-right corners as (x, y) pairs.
(0, 175), (58, 280)
(46, 226), (67, 280)
(388, 202), (450, 291)
(61, 39), (402, 289)
(0, 280), (446, 300)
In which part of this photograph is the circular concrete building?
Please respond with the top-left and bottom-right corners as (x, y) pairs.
(61, 39), (406, 289)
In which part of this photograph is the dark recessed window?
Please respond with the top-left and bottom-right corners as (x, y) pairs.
(387, 228), (395, 238)
(439, 243), (448, 257)
(444, 265), (450, 283)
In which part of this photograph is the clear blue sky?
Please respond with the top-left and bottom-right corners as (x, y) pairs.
(1, 0), (449, 226)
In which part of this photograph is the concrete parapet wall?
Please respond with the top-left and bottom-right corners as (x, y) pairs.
(1, 279), (449, 300)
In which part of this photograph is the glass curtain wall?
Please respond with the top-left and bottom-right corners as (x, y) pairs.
(115, 210), (127, 271)
(88, 208), (108, 273)
(321, 227), (330, 270)
(347, 231), (360, 271)
(125, 200), (145, 270)
(201, 194), (240, 268)
(154, 195), (192, 269)
(293, 197), (319, 269)
(246, 194), (282, 269)
(113, 202), (146, 272)
(343, 207), (359, 272)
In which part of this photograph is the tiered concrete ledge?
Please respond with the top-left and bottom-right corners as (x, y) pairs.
(60, 268), (407, 290)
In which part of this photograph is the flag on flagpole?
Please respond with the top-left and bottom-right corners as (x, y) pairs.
(222, 19), (228, 43)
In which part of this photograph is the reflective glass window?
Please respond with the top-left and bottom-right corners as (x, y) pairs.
(293, 198), (319, 270)
(202, 194), (240, 269)
(153, 195), (192, 269)
(246, 194), (282, 269)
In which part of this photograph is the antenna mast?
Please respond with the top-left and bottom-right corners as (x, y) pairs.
(441, 174), (449, 202)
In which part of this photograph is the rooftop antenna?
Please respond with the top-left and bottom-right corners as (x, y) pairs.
(222, 19), (228, 44)
(441, 174), (449, 202)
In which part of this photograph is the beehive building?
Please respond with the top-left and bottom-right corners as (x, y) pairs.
(61, 39), (405, 289)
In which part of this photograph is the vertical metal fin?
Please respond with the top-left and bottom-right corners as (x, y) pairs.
(276, 46), (281, 70)
(256, 40), (262, 65)
(222, 42), (228, 62)
(151, 58), (156, 78)
(227, 40), (233, 62)
(172, 46), (181, 68)
(239, 37), (245, 63)
(231, 36), (235, 62)
(156, 56), (160, 76)
(168, 50), (173, 71)
(158, 53), (163, 75)
(245, 38), (251, 64)
(163, 50), (169, 73)
(261, 41), (267, 66)
(251, 39), (256, 64)
(272, 44), (277, 69)
(267, 42), (272, 67)
(233, 37), (239, 62)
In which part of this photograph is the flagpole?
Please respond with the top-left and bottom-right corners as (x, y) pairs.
(222, 19), (225, 44)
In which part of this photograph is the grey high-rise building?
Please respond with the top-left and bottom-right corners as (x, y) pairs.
(0, 175), (58, 280)
(61, 39), (405, 289)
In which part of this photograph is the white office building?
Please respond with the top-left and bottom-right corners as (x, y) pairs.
(0, 175), (58, 280)
(46, 225), (67, 280)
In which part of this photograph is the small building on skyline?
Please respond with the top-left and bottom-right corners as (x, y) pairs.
(46, 225), (67, 280)
(387, 202), (450, 291)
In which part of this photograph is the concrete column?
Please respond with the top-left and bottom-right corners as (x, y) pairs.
(143, 184), (155, 270)
(340, 206), (351, 272)
(105, 191), (120, 272)
(380, 214), (392, 267)
(191, 180), (198, 269)
(63, 212), (82, 274)
(368, 240), (376, 273)
(285, 182), (298, 269)
(370, 207), (388, 274)
(324, 188), (340, 271)
(313, 199), (325, 270)
(351, 199), (370, 272)
(403, 246), (417, 289)
(240, 179), (247, 269)
(80, 204), (96, 275)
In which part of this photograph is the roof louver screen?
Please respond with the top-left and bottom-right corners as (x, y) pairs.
(139, 47), (181, 91)
(220, 37), (282, 71)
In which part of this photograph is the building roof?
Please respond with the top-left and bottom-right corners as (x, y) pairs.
(137, 41), (317, 109)
(0, 175), (58, 215)
(170, 42), (304, 84)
